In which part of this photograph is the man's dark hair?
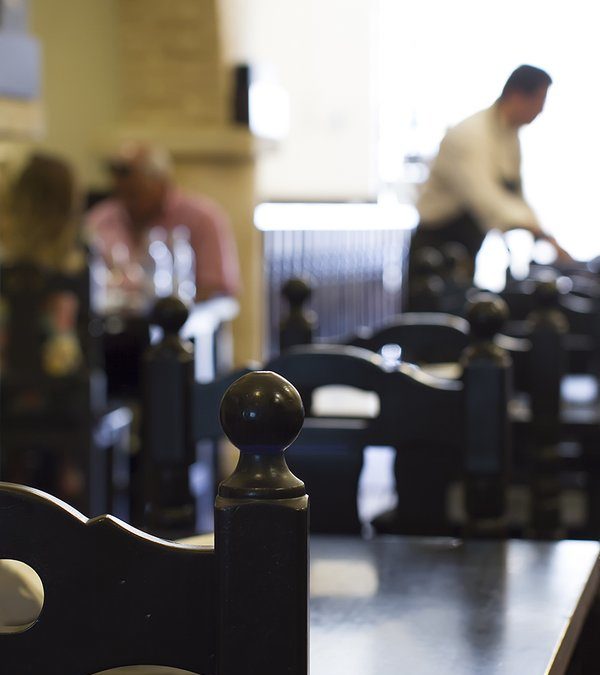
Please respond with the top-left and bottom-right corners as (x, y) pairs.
(500, 65), (552, 99)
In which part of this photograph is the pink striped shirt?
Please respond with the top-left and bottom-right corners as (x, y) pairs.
(86, 188), (241, 298)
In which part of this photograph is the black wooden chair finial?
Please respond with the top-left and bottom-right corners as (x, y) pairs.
(150, 295), (189, 335)
(142, 295), (195, 537)
(412, 246), (444, 276)
(462, 292), (512, 533)
(407, 247), (445, 312)
(282, 277), (312, 309)
(219, 371), (306, 499)
(216, 370), (309, 674)
(527, 273), (569, 538)
(440, 241), (470, 276)
(280, 277), (317, 351)
(465, 292), (509, 343)
(0, 370), (310, 675)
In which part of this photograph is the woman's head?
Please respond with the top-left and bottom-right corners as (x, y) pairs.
(1, 153), (81, 270)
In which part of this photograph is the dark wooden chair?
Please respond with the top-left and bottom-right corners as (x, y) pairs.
(347, 282), (600, 537)
(348, 289), (574, 536)
(0, 261), (130, 517)
(140, 297), (254, 536)
(0, 371), (309, 675)
(265, 343), (466, 535)
(349, 311), (470, 364)
(407, 244), (476, 315)
(279, 277), (317, 353)
(142, 293), (516, 538)
(502, 270), (600, 377)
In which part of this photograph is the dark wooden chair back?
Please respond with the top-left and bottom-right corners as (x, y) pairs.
(142, 305), (511, 538)
(266, 344), (463, 534)
(0, 261), (91, 399)
(348, 311), (469, 364)
(460, 293), (512, 533)
(0, 261), (105, 514)
(0, 371), (309, 675)
(141, 297), (255, 535)
(279, 277), (317, 352)
(503, 272), (599, 375)
(141, 297), (196, 536)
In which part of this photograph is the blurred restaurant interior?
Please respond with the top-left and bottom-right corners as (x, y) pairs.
(3, 1), (600, 673)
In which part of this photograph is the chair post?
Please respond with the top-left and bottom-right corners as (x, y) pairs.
(215, 371), (308, 675)
(141, 296), (196, 537)
(407, 246), (445, 312)
(527, 277), (569, 443)
(279, 277), (316, 352)
(461, 293), (512, 536)
(527, 276), (569, 537)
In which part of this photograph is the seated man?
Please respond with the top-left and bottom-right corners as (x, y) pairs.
(87, 142), (241, 306)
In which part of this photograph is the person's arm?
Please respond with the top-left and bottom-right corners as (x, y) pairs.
(439, 129), (539, 233)
(440, 130), (571, 260)
(527, 227), (572, 262)
(188, 199), (241, 301)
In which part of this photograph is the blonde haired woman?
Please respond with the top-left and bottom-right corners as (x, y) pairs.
(0, 153), (85, 377)
(0, 153), (90, 504)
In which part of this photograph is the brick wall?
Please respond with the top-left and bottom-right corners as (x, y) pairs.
(118, 0), (226, 128)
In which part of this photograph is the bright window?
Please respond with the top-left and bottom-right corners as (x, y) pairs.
(376, 0), (600, 260)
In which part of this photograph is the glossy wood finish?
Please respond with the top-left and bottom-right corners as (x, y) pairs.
(6, 530), (596, 674)
(0, 482), (216, 675)
(265, 344), (462, 534)
(309, 536), (600, 675)
(143, 297), (196, 537)
(0, 371), (310, 675)
(216, 370), (308, 675)
(460, 294), (511, 528)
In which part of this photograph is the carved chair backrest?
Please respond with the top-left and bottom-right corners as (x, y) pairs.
(266, 345), (462, 533)
(0, 371), (309, 675)
(348, 312), (470, 364)
(0, 261), (98, 514)
(0, 261), (90, 410)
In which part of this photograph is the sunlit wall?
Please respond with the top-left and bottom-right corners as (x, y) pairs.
(377, 0), (600, 260)
(234, 0), (374, 201)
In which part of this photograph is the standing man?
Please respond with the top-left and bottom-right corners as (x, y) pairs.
(87, 142), (241, 304)
(411, 64), (566, 290)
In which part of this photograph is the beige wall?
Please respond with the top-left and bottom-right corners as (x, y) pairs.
(30, 0), (119, 188)
(221, 0), (374, 201)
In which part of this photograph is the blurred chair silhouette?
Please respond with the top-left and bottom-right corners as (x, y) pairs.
(140, 295), (254, 536)
(279, 276), (317, 352)
(266, 344), (465, 535)
(0, 262), (131, 517)
(0, 154), (131, 516)
(349, 311), (470, 365)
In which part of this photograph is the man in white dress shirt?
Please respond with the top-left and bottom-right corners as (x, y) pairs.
(410, 64), (566, 290)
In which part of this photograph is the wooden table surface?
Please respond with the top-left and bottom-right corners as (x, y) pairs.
(310, 536), (600, 675)
(73, 535), (599, 675)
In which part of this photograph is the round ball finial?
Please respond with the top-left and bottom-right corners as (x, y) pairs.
(440, 242), (469, 272)
(282, 277), (312, 307)
(466, 292), (509, 340)
(534, 273), (560, 307)
(220, 371), (304, 455)
(150, 296), (189, 334)
(412, 247), (444, 275)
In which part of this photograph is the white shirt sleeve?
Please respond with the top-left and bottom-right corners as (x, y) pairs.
(438, 126), (539, 233)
